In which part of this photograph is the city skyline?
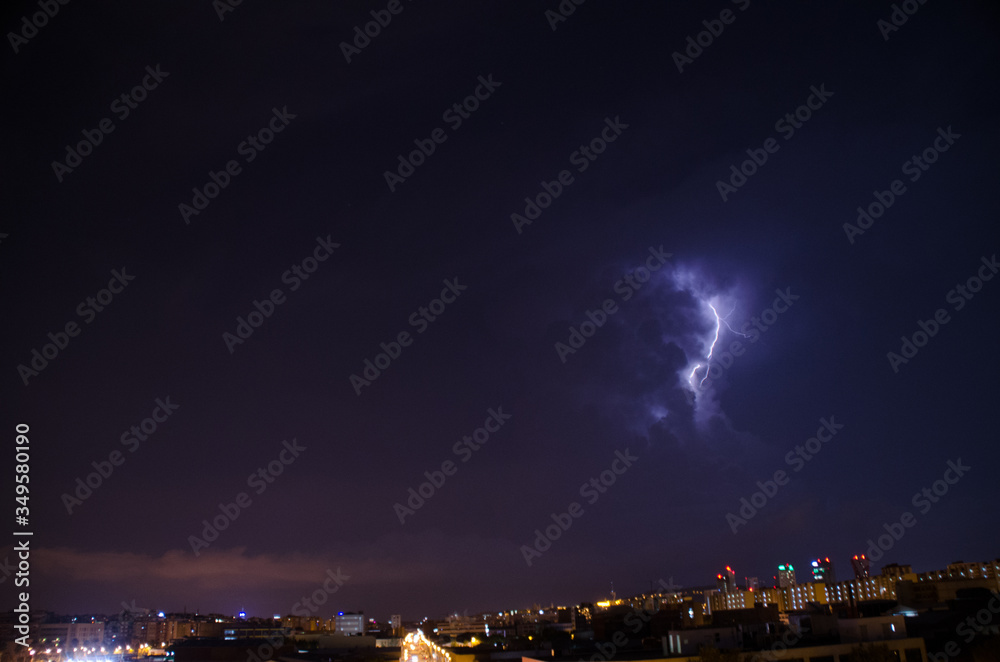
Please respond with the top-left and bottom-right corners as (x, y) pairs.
(14, 553), (999, 622)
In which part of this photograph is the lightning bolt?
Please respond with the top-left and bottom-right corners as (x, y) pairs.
(698, 303), (723, 387)
(718, 304), (744, 334)
(688, 301), (749, 391)
(687, 364), (701, 387)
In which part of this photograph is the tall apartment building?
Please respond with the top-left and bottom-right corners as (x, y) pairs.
(716, 566), (737, 592)
(851, 554), (871, 580)
(812, 557), (835, 584)
(777, 564), (797, 588)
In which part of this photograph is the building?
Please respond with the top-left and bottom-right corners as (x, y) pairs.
(278, 615), (325, 632)
(881, 563), (914, 580)
(222, 623), (288, 640)
(916, 559), (1000, 585)
(752, 587), (784, 610)
(778, 564), (797, 588)
(166, 618), (225, 640)
(287, 633), (377, 649)
(131, 614), (169, 646)
(36, 622), (106, 648)
(525, 638), (927, 662)
(710, 582), (829, 613)
(170, 637), (296, 662)
(838, 615), (907, 642)
(665, 626), (741, 655)
(812, 557), (835, 584)
(433, 614), (486, 637)
(335, 612), (366, 636)
(710, 590), (753, 611)
(743, 637), (926, 662)
(852, 554), (871, 580)
(817, 575), (897, 604)
(785, 582), (828, 611)
(897, 576), (1000, 606)
(706, 576), (901, 613)
(717, 566), (737, 592)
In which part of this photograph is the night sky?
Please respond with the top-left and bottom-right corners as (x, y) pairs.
(4, 0), (999, 621)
